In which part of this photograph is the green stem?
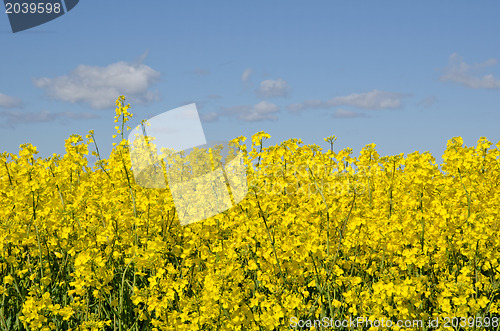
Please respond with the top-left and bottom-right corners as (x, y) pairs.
(255, 196), (286, 288)
(457, 168), (471, 219)
(307, 165), (331, 256)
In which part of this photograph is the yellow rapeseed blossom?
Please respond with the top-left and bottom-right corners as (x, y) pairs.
(0, 96), (499, 330)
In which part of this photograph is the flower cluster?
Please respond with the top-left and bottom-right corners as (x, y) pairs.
(0, 96), (499, 330)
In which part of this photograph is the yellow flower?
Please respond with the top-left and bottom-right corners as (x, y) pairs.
(3, 275), (14, 285)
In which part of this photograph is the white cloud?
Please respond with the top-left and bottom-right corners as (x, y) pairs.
(0, 109), (98, 127)
(287, 99), (324, 113)
(242, 101), (279, 121)
(0, 93), (23, 108)
(440, 53), (500, 89)
(32, 59), (161, 109)
(241, 68), (252, 83)
(327, 90), (407, 109)
(333, 109), (366, 118)
(222, 101), (280, 122)
(255, 78), (290, 99)
(287, 89), (408, 112)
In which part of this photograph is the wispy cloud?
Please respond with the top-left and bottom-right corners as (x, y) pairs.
(332, 109), (367, 119)
(0, 93), (23, 108)
(134, 50), (150, 66)
(200, 112), (219, 122)
(241, 68), (252, 83)
(255, 78), (290, 99)
(328, 90), (408, 109)
(287, 99), (324, 112)
(440, 53), (500, 89)
(0, 109), (98, 128)
(32, 56), (161, 109)
(221, 101), (280, 122)
(287, 89), (409, 113)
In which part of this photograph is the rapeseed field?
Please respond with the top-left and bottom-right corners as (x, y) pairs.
(0, 97), (499, 330)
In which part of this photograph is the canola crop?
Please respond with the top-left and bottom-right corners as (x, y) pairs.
(0, 97), (499, 330)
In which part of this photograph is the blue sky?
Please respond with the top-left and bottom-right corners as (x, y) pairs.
(1, 1), (499, 167)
